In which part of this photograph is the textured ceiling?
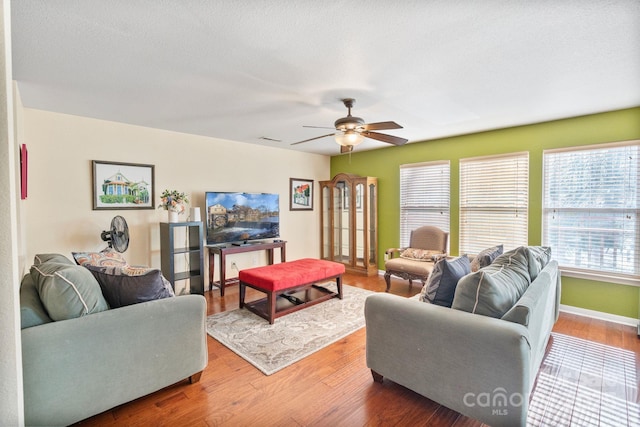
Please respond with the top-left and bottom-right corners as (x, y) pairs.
(10, 0), (640, 156)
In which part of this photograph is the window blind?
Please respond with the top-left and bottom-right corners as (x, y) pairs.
(543, 141), (639, 278)
(460, 152), (529, 255)
(400, 161), (450, 248)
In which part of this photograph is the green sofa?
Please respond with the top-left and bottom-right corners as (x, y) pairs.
(19, 254), (208, 426)
(365, 247), (560, 427)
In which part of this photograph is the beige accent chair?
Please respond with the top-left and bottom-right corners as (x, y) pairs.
(384, 226), (449, 292)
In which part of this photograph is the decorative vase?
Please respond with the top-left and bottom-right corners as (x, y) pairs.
(168, 210), (179, 223)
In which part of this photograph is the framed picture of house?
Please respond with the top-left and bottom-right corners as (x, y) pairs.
(92, 160), (155, 210)
(289, 178), (313, 211)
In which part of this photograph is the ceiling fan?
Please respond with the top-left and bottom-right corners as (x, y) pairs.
(291, 98), (408, 153)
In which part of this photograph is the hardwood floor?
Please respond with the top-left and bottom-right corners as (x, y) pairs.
(76, 273), (639, 426)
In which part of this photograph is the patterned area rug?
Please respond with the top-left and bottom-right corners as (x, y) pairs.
(206, 283), (374, 375)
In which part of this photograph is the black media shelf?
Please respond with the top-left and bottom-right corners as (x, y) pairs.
(160, 221), (204, 295)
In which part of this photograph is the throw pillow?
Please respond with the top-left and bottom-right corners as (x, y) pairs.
(470, 244), (503, 272)
(452, 246), (531, 318)
(525, 246), (552, 281)
(19, 272), (53, 329)
(72, 249), (128, 267)
(419, 255), (471, 307)
(501, 265), (554, 326)
(30, 262), (109, 321)
(84, 265), (175, 308)
(33, 253), (75, 266)
(400, 248), (444, 262)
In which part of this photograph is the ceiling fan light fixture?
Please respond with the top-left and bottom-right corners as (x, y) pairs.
(292, 97), (407, 151)
(335, 130), (364, 147)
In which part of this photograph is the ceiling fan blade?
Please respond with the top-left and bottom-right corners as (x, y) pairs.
(303, 125), (335, 130)
(361, 131), (408, 146)
(362, 121), (403, 131)
(291, 133), (335, 145)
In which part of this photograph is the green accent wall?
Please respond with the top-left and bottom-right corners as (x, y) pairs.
(330, 107), (640, 319)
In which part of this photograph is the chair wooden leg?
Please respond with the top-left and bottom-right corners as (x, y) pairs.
(371, 370), (384, 383)
(384, 272), (392, 292)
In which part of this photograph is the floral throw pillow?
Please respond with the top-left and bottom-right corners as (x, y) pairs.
(72, 249), (128, 267)
(400, 248), (444, 262)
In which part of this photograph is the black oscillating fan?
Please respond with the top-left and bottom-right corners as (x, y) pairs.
(100, 215), (130, 253)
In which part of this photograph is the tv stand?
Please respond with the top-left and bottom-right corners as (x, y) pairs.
(206, 240), (286, 296)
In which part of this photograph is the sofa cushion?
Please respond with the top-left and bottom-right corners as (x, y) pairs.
(20, 272), (53, 329)
(419, 255), (470, 307)
(72, 249), (128, 267)
(30, 262), (109, 321)
(470, 244), (503, 272)
(452, 246), (531, 318)
(85, 265), (175, 308)
(400, 248), (444, 262)
(33, 253), (75, 266)
(525, 246), (552, 281)
(385, 257), (436, 276)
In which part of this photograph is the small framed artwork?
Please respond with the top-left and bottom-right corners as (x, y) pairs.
(289, 178), (313, 211)
(92, 160), (155, 210)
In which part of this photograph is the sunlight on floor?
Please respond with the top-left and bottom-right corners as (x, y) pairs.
(528, 333), (639, 426)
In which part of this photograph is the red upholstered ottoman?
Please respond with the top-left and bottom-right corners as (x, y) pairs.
(238, 258), (345, 324)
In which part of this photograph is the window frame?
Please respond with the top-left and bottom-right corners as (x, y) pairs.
(542, 140), (640, 286)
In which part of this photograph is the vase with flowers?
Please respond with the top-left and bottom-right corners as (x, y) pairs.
(158, 190), (189, 223)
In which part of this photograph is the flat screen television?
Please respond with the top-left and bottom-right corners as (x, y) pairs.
(205, 191), (279, 245)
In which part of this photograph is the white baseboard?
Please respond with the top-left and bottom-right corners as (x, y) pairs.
(559, 304), (639, 328)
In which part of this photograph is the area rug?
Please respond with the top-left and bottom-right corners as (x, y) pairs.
(206, 283), (375, 375)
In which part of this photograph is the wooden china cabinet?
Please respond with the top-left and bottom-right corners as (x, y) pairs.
(319, 173), (378, 276)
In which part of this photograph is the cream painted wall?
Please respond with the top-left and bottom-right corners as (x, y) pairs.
(14, 83), (26, 274)
(22, 108), (330, 284)
(1, 0), (24, 423)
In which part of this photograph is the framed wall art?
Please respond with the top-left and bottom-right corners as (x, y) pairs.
(92, 160), (155, 210)
(289, 178), (313, 211)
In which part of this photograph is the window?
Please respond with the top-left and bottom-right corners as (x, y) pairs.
(399, 161), (450, 248)
(460, 152), (529, 255)
(543, 141), (639, 281)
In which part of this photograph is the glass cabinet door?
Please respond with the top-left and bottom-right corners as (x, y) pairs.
(333, 181), (350, 263)
(355, 182), (365, 268)
(321, 185), (331, 259)
(368, 182), (377, 265)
